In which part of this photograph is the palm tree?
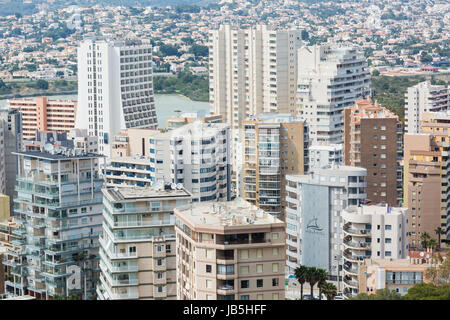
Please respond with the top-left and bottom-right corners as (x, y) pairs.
(305, 267), (319, 299)
(316, 268), (328, 300)
(294, 265), (308, 300)
(421, 232), (431, 249)
(434, 227), (444, 249)
(321, 282), (337, 300)
(428, 239), (438, 250)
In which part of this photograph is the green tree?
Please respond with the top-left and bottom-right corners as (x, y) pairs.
(421, 232), (432, 249)
(372, 69), (380, 76)
(403, 283), (450, 300)
(351, 288), (402, 300)
(294, 265), (308, 300)
(434, 227), (444, 248)
(305, 267), (320, 299)
(316, 269), (328, 300)
(36, 79), (49, 90)
(320, 282), (337, 300)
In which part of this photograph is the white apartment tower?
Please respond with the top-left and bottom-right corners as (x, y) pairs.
(404, 81), (450, 134)
(285, 166), (367, 290)
(341, 205), (409, 298)
(208, 24), (303, 166)
(76, 37), (157, 158)
(297, 44), (371, 145)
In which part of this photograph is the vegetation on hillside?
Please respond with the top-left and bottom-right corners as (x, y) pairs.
(153, 72), (209, 102)
(0, 79), (77, 99)
(371, 75), (450, 121)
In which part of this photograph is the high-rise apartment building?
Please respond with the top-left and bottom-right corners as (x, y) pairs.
(297, 44), (371, 145)
(285, 166), (367, 287)
(241, 113), (308, 220)
(103, 122), (232, 202)
(308, 144), (343, 171)
(0, 110), (22, 211)
(208, 24), (303, 171)
(344, 99), (403, 206)
(174, 198), (285, 300)
(404, 112), (450, 248)
(8, 97), (76, 140)
(97, 185), (191, 300)
(341, 205), (409, 298)
(76, 37), (157, 157)
(405, 81), (450, 134)
(7, 132), (103, 299)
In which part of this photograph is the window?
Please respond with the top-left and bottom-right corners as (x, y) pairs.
(257, 249), (263, 258)
(257, 294), (263, 300)
(272, 278), (279, 286)
(272, 293), (279, 300)
(241, 295), (249, 300)
(240, 266), (249, 274)
(206, 280), (213, 289)
(272, 248), (279, 256)
(385, 225), (392, 230)
(257, 279), (263, 288)
(272, 233), (279, 240)
(240, 249), (249, 259)
(269, 262), (278, 273)
(241, 280), (249, 289)
(385, 238), (392, 243)
(206, 265), (212, 273)
(206, 249), (214, 259)
(257, 264), (263, 273)
(385, 251), (392, 257)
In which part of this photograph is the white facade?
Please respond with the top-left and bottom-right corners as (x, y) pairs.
(76, 37), (157, 158)
(308, 144), (343, 171)
(209, 24), (303, 169)
(285, 166), (367, 290)
(297, 44), (371, 145)
(404, 81), (450, 134)
(341, 205), (409, 298)
(103, 122), (232, 202)
(0, 119), (5, 195)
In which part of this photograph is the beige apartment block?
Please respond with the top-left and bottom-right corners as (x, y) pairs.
(174, 198), (285, 300)
(97, 185), (192, 300)
(111, 128), (160, 158)
(8, 96), (77, 140)
(241, 113), (307, 221)
(358, 257), (432, 296)
(404, 112), (450, 248)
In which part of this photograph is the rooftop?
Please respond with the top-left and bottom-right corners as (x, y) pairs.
(175, 198), (283, 228)
(344, 204), (408, 216)
(103, 185), (191, 202)
(13, 150), (102, 160)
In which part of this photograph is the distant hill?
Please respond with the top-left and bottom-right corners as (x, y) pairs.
(0, 0), (217, 16)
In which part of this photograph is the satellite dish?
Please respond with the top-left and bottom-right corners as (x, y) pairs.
(171, 183), (176, 190)
(176, 183), (183, 190)
(420, 252), (424, 257)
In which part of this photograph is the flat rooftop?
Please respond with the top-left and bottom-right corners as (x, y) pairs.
(103, 185), (191, 202)
(175, 198), (282, 228)
(14, 150), (103, 160)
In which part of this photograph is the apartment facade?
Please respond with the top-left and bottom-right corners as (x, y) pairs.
(97, 185), (191, 300)
(241, 113), (308, 220)
(208, 24), (302, 172)
(341, 205), (409, 298)
(344, 99), (403, 206)
(76, 37), (157, 157)
(6, 135), (103, 299)
(357, 257), (429, 297)
(174, 198), (285, 300)
(285, 166), (367, 287)
(8, 97), (76, 140)
(404, 81), (450, 134)
(404, 112), (450, 247)
(308, 144), (343, 171)
(0, 110), (22, 213)
(297, 44), (371, 145)
(111, 128), (159, 158)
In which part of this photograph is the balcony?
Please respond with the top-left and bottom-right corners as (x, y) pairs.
(343, 227), (371, 237)
(343, 278), (358, 289)
(343, 240), (369, 250)
(343, 264), (358, 275)
(343, 252), (369, 262)
(98, 236), (138, 260)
